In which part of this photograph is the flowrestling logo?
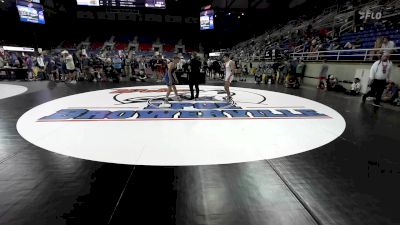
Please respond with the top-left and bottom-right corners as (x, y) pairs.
(17, 85), (346, 166)
(38, 87), (329, 122)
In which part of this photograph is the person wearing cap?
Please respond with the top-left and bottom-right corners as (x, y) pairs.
(362, 52), (393, 107)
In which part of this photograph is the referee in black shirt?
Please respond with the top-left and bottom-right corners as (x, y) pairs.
(189, 52), (202, 100)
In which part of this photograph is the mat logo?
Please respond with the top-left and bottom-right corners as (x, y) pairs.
(19, 86), (345, 165)
(37, 88), (330, 121)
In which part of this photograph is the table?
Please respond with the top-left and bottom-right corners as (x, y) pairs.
(0, 67), (28, 80)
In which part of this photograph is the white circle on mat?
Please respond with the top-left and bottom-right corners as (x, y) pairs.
(0, 84), (27, 99)
(17, 85), (346, 166)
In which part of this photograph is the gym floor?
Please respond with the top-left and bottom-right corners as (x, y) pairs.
(0, 80), (399, 225)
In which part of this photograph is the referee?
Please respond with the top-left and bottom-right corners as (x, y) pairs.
(362, 52), (393, 107)
(189, 52), (202, 100)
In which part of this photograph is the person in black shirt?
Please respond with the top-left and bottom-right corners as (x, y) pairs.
(189, 52), (202, 99)
(103, 58), (117, 81)
(211, 60), (220, 79)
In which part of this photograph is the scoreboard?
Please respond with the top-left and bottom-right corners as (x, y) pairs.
(77, 0), (166, 8)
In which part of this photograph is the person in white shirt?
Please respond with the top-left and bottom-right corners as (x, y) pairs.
(223, 53), (235, 101)
(36, 54), (45, 69)
(380, 36), (396, 54)
(62, 50), (76, 83)
(362, 52), (393, 106)
(36, 54), (46, 80)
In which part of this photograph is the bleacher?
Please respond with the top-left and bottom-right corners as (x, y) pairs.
(231, 0), (400, 62)
(115, 42), (128, 51)
(90, 42), (104, 50)
(340, 26), (400, 49)
(163, 44), (175, 52)
(56, 32), (198, 57)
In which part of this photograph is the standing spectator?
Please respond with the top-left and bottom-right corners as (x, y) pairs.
(43, 51), (52, 79)
(73, 54), (82, 80)
(278, 60), (289, 85)
(25, 54), (33, 80)
(362, 53), (393, 107)
(318, 59), (329, 89)
(296, 59), (306, 84)
(104, 58), (114, 80)
(62, 50), (76, 84)
(124, 55), (132, 78)
(36, 53), (46, 80)
(81, 54), (92, 80)
(53, 54), (62, 81)
(112, 55), (122, 80)
(47, 55), (57, 81)
(154, 54), (165, 82)
(207, 58), (212, 77)
(137, 56), (147, 81)
(188, 52), (201, 100)
(265, 64), (274, 84)
(92, 56), (104, 82)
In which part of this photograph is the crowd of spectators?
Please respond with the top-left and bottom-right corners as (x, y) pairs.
(0, 49), (195, 83)
(229, 23), (397, 63)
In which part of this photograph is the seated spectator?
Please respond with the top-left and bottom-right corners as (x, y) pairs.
(112, 55), (122, 78)
(327, 75), (345, 92)
(310, 39), (318, 52)
(369, 36), (383, 60)
(380, 36), (396, 54)
(344, 37), (362, 49)
(345, 78), (361, 95)
(327, 41), (341, 51)
(326, 75), (337, 90)
(392, 90), (400, 106)
(382, 81), (399, 103)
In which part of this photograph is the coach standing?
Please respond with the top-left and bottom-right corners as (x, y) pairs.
(362, 52), (393, 107)
(189, 52), (202, 100)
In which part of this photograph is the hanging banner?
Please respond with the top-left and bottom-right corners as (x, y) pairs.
(356, 8), (383, 24)
(2, 46), (35, 52)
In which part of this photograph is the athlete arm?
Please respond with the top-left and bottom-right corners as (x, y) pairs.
(168, 63), (173, 83)
(230, 61), (236, 70)
(172, 67), (179, 84)
(227, 61), (235, 79)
